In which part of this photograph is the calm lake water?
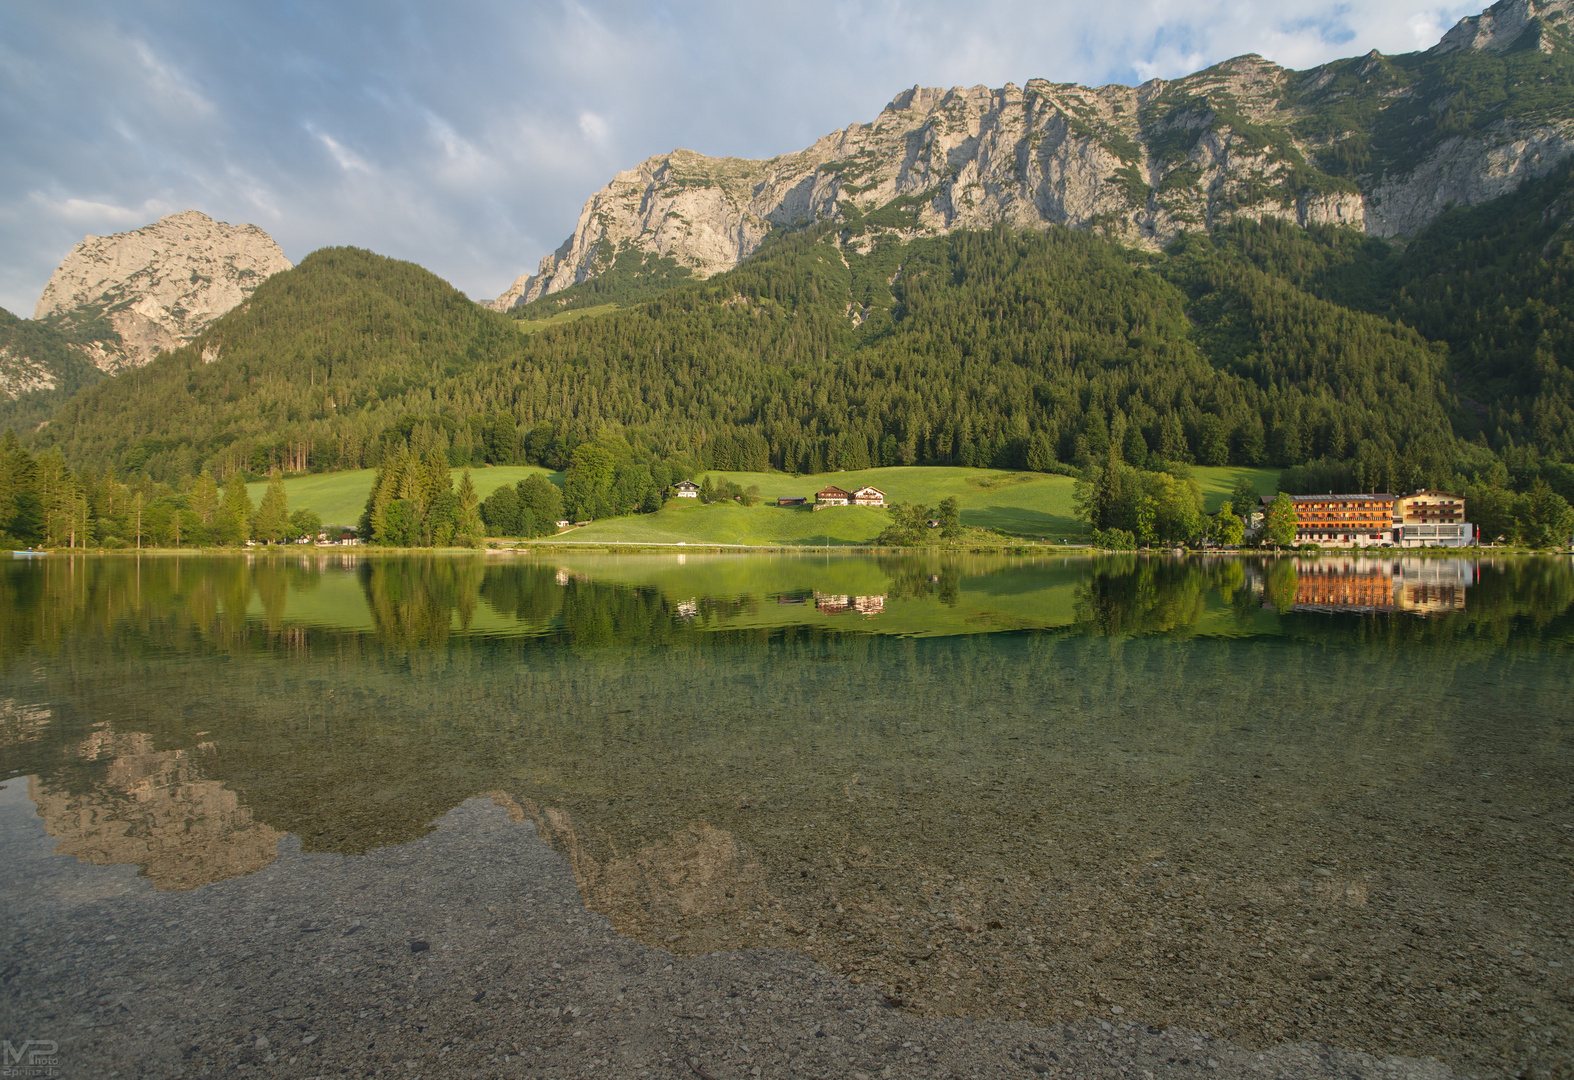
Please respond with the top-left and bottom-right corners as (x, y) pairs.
(2, 551), (1571, 1076)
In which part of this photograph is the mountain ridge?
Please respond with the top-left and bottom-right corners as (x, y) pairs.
(493, 0), (1574, 311)
(34, 209), (291, 374)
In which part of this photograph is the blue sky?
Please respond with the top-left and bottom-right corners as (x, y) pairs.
(0, 0), (1481, 314)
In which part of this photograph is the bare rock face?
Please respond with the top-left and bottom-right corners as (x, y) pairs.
(1433, 0), (1562, 54)
(0, 344), (59, 398)
(493, 0), (1574, 310)
(34, 210), (291, 372)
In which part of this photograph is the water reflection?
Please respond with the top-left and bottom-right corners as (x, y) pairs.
(28, 728), (282, 890)
(1272, 557), (1475, 615)
(1, 552), (1572, 1076)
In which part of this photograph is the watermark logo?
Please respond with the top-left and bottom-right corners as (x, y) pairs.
(1, 1039), (59, 1078)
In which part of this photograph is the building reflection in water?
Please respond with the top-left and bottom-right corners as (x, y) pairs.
(814, 591), (887, 616)
(1265, 557), (1474, 614)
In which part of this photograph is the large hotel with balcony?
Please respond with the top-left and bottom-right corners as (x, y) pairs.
(1259, 490), (1473, 548)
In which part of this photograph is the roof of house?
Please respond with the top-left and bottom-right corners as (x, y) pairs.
(1402, 489), (1464, 499)
(852, 486), (885, 496)
(1261, 493), (1396, 503)
(816, 486), (852, 498)
(673, 479), (699, 489)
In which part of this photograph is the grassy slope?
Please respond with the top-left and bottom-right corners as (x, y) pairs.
(251, 463), (1276, 539)
(541, 465), (1279, 545)
(513, 303), (620, 335)
(248, 466), (559, 528)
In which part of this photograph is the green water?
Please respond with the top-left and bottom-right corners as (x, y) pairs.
(2, 551), (1572, 1074)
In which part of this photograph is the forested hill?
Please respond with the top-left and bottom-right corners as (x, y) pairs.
(0, 308), (107, 431)
(13, 157), (1574, 496)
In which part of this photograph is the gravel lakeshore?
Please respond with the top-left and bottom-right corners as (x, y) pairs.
(0, 784), (1456, 1080)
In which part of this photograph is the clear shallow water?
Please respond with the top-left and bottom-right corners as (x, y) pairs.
(1, 552), (1572, 1076)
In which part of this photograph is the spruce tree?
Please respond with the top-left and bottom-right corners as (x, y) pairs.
(254, 474), (289, 543)
(191, 472), (219, 525)
(221, 472), (253, 545)
(454, 469), (484, 547)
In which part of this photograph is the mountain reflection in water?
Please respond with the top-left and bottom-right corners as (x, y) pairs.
(1, 552), (1572, 1077)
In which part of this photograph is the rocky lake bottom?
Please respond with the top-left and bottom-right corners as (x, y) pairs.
(0, 552), (1570, 1078)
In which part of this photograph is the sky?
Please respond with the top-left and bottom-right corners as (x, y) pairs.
(0, 0), (1484, 316)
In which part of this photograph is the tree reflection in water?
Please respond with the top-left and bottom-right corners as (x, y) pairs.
(2, 552), (1572, 1075)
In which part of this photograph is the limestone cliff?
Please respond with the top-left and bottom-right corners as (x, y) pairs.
(33, 210), (291, 372)
(493, 0), (1574, 310)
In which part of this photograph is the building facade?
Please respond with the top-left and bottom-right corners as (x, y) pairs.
(672, 480), (700, 498)
(851, 486), (886, 507)
(1271, 494), (1398, 547)
(814, 486), (851, 508)
(1260, 491), (1475, 548)
(1393, 490), (1472, 547)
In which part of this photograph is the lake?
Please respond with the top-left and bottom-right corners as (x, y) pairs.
(1, 551), (1571, 1077)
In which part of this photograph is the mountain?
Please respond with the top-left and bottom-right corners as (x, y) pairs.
(30, 222), (1466, 491)
(493, 0), (1574, 311)
(33, 209), (291, 373)
(10, 0), (1574, 501)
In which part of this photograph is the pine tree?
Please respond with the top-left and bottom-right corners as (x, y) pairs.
(253, 473), (289, 543)
(191, 472), (219, 525)
(453, 470), (484, 547)
(221, 472), (253, 545)
(417, 450), (452, 543)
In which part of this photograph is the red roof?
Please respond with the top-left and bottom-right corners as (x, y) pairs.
(816, 486), (852, 499)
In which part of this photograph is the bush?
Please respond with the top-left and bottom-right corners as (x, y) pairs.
(1092, 528), (1137, 550)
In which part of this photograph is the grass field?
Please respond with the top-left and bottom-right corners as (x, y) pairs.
(252, 463), (1277, 540)
(541, 464), (1280, 546)
(513, 304), (620, 335)
(248, 466), (558, 528)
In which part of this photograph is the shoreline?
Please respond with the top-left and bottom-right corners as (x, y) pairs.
(12, 544), (1566, 558)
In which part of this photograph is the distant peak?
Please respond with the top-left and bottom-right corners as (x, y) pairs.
(1432, 0), (1574, 54)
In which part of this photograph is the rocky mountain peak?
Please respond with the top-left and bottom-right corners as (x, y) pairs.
(1432, 0), (1574, 54)
(493, 0), (1574, 313)
(34, 210), (291, 372)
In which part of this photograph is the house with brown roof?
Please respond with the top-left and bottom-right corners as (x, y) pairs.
(851, 486), (886, 507)
(814, 486), (852, 509)
(1262, 493), (1396, 547)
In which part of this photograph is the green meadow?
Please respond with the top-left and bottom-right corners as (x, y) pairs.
(248, 465), (559, 528)
(251, 463), (1277, 542)
(512, 303), (620, 334)
(539, 465), (1279, 546)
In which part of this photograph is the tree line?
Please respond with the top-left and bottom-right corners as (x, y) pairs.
(0, 430), (324, 549)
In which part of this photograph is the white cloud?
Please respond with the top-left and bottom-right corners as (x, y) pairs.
(578, 110), (610, 147)
(30, 193), (174, 226)
(425, 111), (496, 187)
(308, 126), (374, 174)
(131, 39), (214, 117)
(1132, 50), (1209, 82)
